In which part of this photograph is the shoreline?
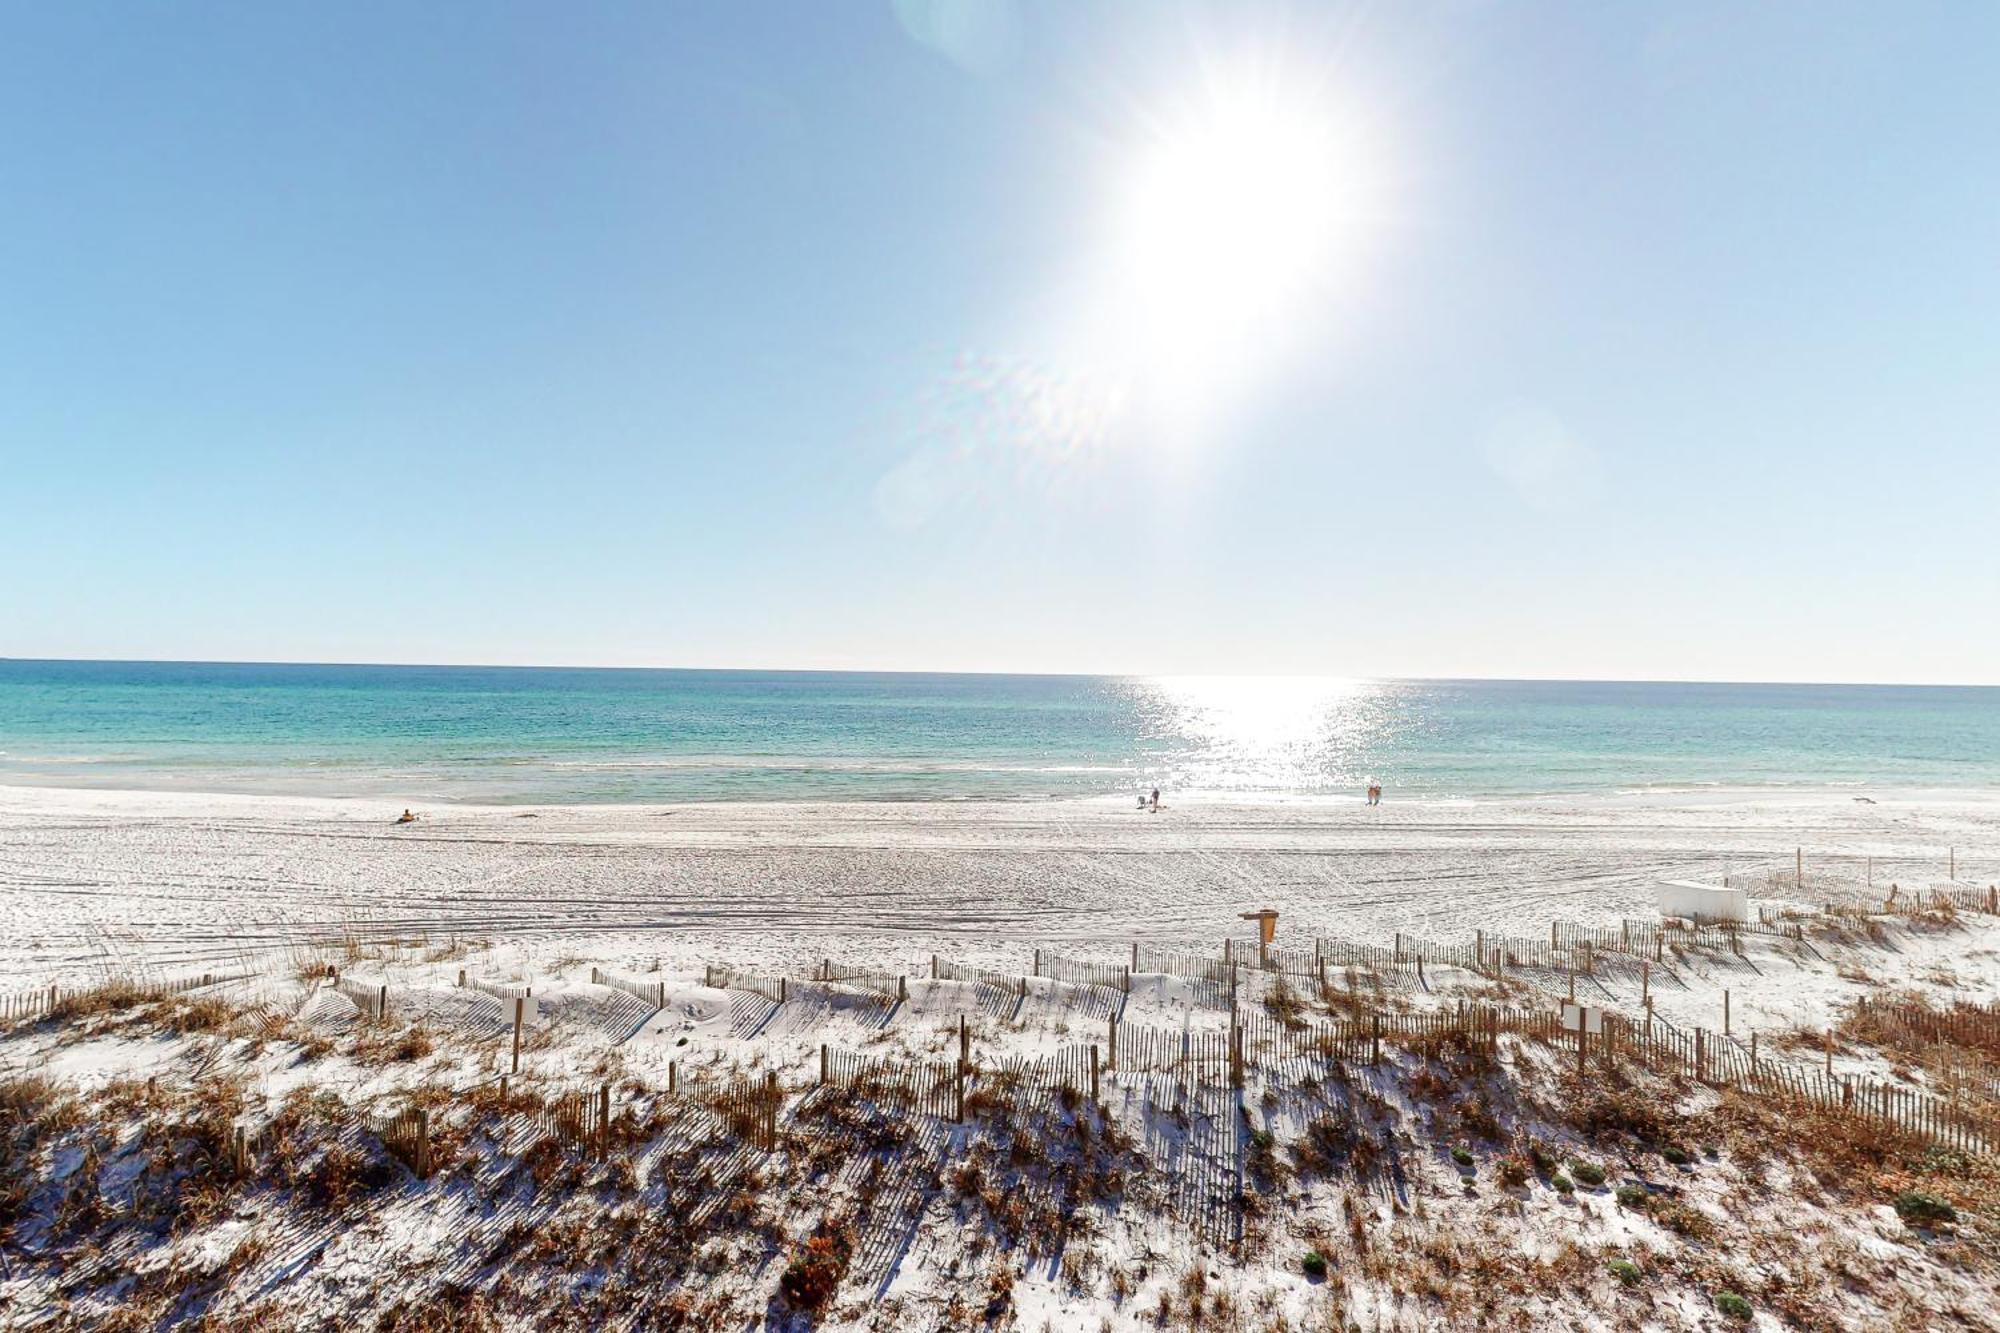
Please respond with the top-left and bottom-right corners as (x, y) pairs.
(6, 777), (2000, 819)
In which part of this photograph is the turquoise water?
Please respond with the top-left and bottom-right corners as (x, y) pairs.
(0, 660), (1995, 802)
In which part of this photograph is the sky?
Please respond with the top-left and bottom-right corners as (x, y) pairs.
(3, 2), (1997, 683)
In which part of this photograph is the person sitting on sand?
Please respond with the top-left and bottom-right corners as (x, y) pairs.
(396, 809), (417, 824)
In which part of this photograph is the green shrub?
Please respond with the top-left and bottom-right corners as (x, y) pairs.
(1715, 1291), (1752, 1320)
(1569, 1160), (1606, 1187)
(1551, 1174), (1574, 1195)
(1449, 1145), (1474, 1168)
(1606, 1258), (1641, 1285)
(1614, 1183), (1649, 1209)
(1662, 1145), (1690, 1166)
(1893, 1191), (1958, 1225)
(1528, 1144), (1555, 1172)
(1496, 1155), (1530, 1188)
(1301, 1249), (1328, 1279)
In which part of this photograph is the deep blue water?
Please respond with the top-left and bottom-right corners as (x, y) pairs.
(0, 660), (1995, 802)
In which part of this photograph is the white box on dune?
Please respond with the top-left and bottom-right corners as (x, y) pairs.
(1656, 879), (1750, 923)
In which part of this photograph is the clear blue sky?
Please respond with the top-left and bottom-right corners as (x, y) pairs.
(4, 2), (1996, 682)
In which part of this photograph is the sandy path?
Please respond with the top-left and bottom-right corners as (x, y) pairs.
(2, 784), (1996, 986)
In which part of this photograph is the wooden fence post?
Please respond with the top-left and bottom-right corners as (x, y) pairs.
(819, 1043), (828, 1086)
(233, 1125), (248, 1177)
(1108, 1015), (1117, 1070)
(598, 1084), (610, 1158)
(1132, 940), (1140, 970)
(378, 983), (388, 1019)
(957, 1015), (969, 1122)
(457, 969), (466, 987)
(1723, 990), (1731, 1036)
(417, 1108), (431, 1178)
(1641, 961), (1650, 1006)
(1796, 846), (1802, 888)
(1091, 1044), (1100, 1104)
(898, 976), (907, 1002)
(1695, 1029), (1706, 1082)
(1229, 1015), (1243, 1089)
(511, 996), (524, 1074)
(1371, 1014), (1381, 1066)
(668, 1062), (676, 1094)
(764, 1072), (778, 1151)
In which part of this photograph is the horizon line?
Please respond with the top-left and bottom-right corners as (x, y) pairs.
(4, 654), (1998, 691)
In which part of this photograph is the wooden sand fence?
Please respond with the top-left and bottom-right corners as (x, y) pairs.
(978, 1043), (1102, 1104)
(1309, 935), (1420, 981)
(704, 964), (787, 1005)
(365, 1105), (434, 1177)
(1132, 943), (1235, 985)
(1601, 1011), (1992, 1158)
(591, 966), (667, 1009)
(333, 975), (393, 1020)
(1107, 1020), (1231, 1078)
(931, 957), (1028, 994)
(819, 961), (907, 1002)
(1032, 950), (1131, 993)
(820, 1045), (961, 1120)
(461, 974), (533, 1002)
(678, 1066), (781, 1150)
(0, 968), (260, 1024)
(1850, 995), (2000, 1058)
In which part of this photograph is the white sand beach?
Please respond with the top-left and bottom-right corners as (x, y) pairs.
(6, 782), (1997, 1031)
(3, 782), (1993, 971)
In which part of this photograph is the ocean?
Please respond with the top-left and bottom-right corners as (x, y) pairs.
(0, 660), (1994, 803)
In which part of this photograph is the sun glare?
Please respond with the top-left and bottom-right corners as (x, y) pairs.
(1112, 69), (1370, 384)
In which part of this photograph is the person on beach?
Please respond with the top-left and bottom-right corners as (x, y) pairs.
(1149, 787), (1160, 812)
(396, 809), (417, 824)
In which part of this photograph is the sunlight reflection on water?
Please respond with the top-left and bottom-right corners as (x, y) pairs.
(1122, 676), (1410, 793)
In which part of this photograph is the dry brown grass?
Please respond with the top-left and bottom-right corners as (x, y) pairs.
(351, 1022), (437, 1066)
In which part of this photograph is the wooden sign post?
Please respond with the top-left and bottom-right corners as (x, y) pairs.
(1238, 909), (1279, 969)
(1561, 1003), (1601, 1076)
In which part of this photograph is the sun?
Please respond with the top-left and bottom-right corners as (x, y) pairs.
(1108, 67), (1373, 397)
